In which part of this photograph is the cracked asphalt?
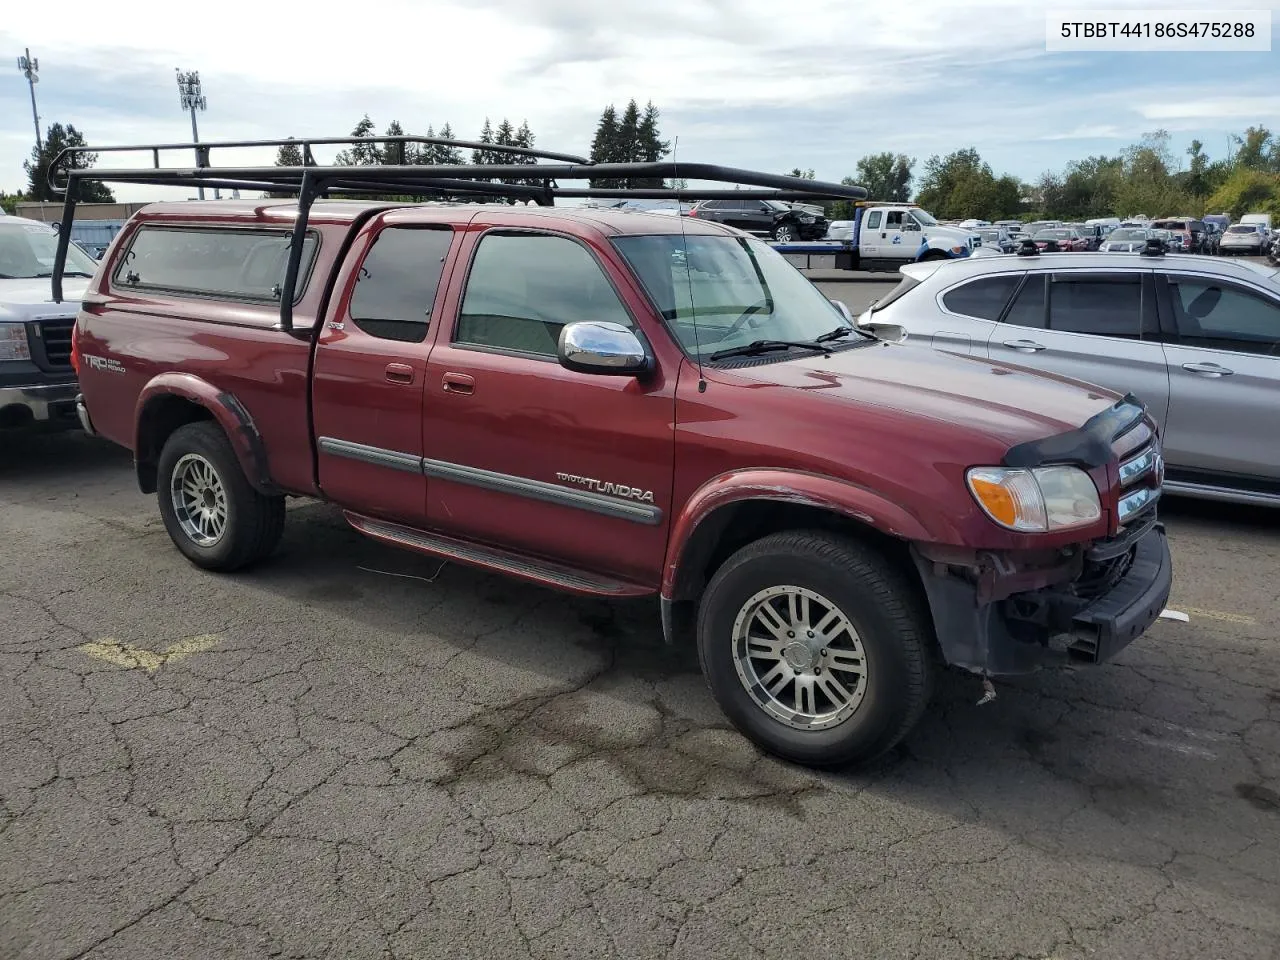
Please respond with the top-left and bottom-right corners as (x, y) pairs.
(2, 430), (1278, 960)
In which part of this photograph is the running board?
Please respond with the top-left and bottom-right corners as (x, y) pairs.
(344, 513), (654, 598)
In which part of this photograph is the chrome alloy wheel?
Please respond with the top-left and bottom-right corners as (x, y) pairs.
(731, 585), (869, 730)
(170, 453), (228, 547)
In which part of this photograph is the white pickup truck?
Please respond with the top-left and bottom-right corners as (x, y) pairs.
(776, 202), (982, 273)
(0, 213), (94, 431)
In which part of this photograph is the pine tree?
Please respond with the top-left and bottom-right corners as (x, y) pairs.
(384, 120), (409, 165)
(634, 101), (669, 188)
(589, 105), (621, 187)
(618, 100), (641, 163)
(267, 139), (304, 197)
(417, 125), (439, 165)
(472, 118), (494, 166)
(335, 116), (381, 166)
(23, 122), (114, 202)
(437, 124), (464, 165)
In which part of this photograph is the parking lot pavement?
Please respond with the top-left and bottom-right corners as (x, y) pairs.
(2, 431), (1278, 960)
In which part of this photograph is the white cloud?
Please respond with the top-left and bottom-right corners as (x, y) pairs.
(2, 0), (1278, 200)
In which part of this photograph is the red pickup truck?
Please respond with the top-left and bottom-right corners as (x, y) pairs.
(57, 139), (1172, 767)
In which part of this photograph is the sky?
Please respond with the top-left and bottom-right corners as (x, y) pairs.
(2, 0), (1279, 203)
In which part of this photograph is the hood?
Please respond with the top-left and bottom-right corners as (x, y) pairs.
(720, 340), (1120, 450)
(0, 277), (91, 320)
(925, 224), (978, 245)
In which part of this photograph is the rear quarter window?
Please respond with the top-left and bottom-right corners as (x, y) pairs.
(941, 275), (1020, 320)
(114, 225), (319, 302)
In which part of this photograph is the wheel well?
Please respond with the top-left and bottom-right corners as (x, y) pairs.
(135, 396), (214, 493)
(672, 500), (919, 606)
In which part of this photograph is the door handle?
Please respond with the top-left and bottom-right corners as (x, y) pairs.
(384, 362), (415, 384)
(1003, 339), (1047, 353)
(442, 372), (475, 395)
(1181, 361), (1233, 377)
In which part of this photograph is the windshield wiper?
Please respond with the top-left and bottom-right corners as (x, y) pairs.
(36, 271), (93, 278)
(709, 339), (832, 361)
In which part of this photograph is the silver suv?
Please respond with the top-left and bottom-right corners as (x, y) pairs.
(859, 248), (1280, 506)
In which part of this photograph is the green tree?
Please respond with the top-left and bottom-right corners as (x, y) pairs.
(914, 148), (994, 219)
(1205, 168), (1280, 219)
(23, 122), (114, 203)
(788, 168), (815, 179)
(436, 124), (464, 165)
(853, 152), (914, 202)
(633, 101), (669, 187)
(589, 105), (622, 186)
(1232, 125), (1278, 172)
(383, 120), (410, 165)
(1185, 139), (1211, 197)
(617, 100), (641, 162)
(0, 191), (25, 215)
(267, 139), (305, 197)
(334, 115), (381, 166)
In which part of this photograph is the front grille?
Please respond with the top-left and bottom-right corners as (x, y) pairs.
(1114, 434), (1163, 527)
(36, 318), (74, 370)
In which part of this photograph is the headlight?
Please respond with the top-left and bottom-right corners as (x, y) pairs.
(966, 465), (1101, 532)
(0, 324), (31, 362)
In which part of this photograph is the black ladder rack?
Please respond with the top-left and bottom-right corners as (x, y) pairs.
(47, 133), (868, 331)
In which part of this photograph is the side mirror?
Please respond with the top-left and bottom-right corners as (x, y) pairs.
(830, 299), (853, 322)
(557, 321), (651, 376)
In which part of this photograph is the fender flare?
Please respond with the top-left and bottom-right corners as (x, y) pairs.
(661, 468), (953, 601)
(134, 373), (278, 495)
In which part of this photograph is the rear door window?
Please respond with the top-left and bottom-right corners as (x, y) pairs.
(1048, 276), (1145, 338)
(115, 226), (318, 302)
(347, 226), (454, 343)
(941, 275), (1020, 321)
(1002, 274), (1047, 329)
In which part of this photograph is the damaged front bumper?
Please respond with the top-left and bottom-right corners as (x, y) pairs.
(911, 519), (1173, 676)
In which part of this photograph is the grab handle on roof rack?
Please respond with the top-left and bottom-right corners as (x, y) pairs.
(51, 180), (78, 304)
(279, 170), (323, 333)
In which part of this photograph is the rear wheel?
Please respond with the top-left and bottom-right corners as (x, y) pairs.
(156, 422), (285, 571)
(696, 530), (934, 768)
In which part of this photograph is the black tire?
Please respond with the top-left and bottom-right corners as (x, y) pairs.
(696, 530), (934, 768)
(772, 223), (796, 243)
(920, 250), (949, 261)
(156, 421), (285, 572)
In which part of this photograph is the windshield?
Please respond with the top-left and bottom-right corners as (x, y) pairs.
(977, 229), (1001, 240)
(613, 234), (859, 359)
(1035, 229), (1071, 240)
(1226, 225), (1258, 234)
(1110, 229), (1147, 241)
(0, 222), (99, 279)
(910, 209), (939, 226)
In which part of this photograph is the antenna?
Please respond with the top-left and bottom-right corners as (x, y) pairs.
(671, 135), (706, 393)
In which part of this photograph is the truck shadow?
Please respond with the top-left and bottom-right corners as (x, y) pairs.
(0, 429), (131, 484)
(223, 499), (1276, 904)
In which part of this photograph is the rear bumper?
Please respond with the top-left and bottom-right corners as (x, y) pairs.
(912, 524), (1172, 676)
(0, 382), (80, 430)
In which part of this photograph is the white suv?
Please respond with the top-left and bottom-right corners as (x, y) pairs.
(858, 246), (1280, 506)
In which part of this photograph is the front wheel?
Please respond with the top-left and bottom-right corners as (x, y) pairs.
(772, 224), (797, 243)
(696, 531), (934, 768)
(156, 421), (285, 571)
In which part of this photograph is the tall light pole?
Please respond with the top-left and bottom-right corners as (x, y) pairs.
(175, 68), (213, 200)
(17, 48), (41, 155)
